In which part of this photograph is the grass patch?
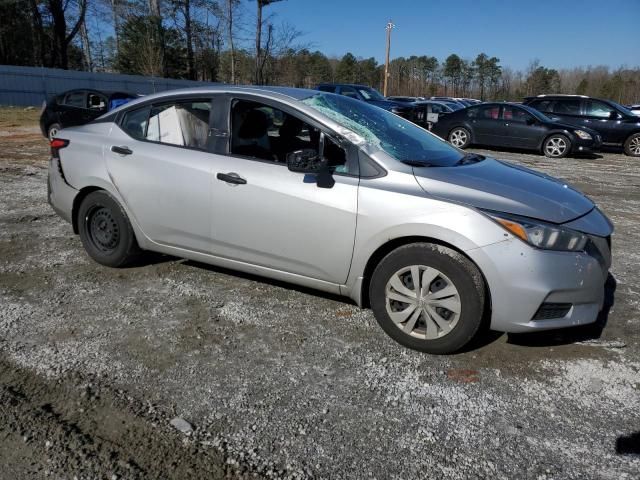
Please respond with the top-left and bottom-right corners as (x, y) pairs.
(0, 106), (41, 129)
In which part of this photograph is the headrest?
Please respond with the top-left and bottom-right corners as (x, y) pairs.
(238, 109), (269, 139)
(279, 115), (303, 139)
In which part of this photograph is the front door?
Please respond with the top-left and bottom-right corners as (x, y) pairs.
(501, 105), (545, 149)
(208, 97), (359, 284)
(105, 98), (214, 253)
(580, 99), (624, 144)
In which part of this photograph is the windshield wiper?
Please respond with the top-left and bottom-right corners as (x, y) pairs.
(455, 153), (485, 165)
(403, 159), (436, 168)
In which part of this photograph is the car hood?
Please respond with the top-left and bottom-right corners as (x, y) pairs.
(548, 119), (599, 134)
(413, 158), (594, 224)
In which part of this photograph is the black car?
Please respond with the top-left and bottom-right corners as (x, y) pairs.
(431, 102), (602, 158)
(40, 89), (138, 140)
(524, 94), (640, 157)
(316, 84), (415, 119)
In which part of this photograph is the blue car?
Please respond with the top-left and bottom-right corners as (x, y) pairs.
(316, 83), (415, 120)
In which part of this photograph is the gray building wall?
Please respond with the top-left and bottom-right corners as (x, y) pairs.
(0, 65), (218, 106)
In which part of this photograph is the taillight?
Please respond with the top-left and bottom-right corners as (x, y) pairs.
(50, 138), (69, 158)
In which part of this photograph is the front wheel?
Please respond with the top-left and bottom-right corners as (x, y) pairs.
(77, 191), (141, 267)
(623, 133), (640, 157)
(543, 134), (571, 158)
(369, 243), (485, 354)
(448, 127), (471, 149)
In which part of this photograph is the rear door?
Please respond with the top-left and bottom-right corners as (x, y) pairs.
(468, 105), (505, 146)
(501, 105), (546, 149)
(548, 97), (582, 125)
(58, 90), (92, 127)
(207, 95), (359, 284)
(105, 97), (215, 253)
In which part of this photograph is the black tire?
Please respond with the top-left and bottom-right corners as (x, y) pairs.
(542, 134), (571, 158)
(369, 243), (485, 354)
(77, 190), (141, 268)
(448, 127), (471, 149)
(623, 133), (640, 157)
(47, 123), (61, 140)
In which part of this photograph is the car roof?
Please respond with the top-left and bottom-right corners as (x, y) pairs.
(317, 83), (372, 88)
(97, 85), (333, 122)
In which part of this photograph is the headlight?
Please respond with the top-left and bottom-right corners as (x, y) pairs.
(574, 129), (592, 140)
(487, 212), (588, 251)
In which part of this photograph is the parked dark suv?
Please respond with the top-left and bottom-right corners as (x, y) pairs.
(524, 95), (640, 157)
(316, 83), (415, 120)
(40, 89), (138, 140)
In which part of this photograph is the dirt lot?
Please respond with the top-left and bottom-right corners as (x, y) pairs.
(0, 107), (639, 479)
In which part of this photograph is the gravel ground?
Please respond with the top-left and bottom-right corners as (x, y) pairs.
(0, 122), (639, 479)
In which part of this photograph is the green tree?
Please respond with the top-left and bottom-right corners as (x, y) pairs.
(335, 52), (358, 83)
(443, 54), (463, 96)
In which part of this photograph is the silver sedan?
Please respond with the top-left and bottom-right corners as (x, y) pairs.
(47, 86), (613, 354)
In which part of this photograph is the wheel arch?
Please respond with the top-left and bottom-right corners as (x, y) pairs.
(358, 236), (491, 318)
(539, 130), (572, 153)
(72, 186), (104, 234)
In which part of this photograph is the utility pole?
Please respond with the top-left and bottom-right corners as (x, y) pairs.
(383, 20), (395, 97)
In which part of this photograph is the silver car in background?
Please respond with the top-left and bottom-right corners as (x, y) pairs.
(47, 86), (613, 354)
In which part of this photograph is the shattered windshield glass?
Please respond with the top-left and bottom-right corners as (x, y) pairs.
(302, 93), (466, 167)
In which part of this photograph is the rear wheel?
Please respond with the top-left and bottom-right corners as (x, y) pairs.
(448, 127), (471, 149)
(47, 123), (61, 140)
(369, 243), (485, 354)
(623, 133), (640, 157)
(77, 191), (141, 267)
(543, 134), (570, 158)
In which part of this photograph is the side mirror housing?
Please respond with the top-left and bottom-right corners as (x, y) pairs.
(526, 117), (537, 125)
(286, 148), (325, 174)
(609, 111), (621, 120)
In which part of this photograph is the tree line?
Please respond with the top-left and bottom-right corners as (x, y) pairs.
(1, 0), (639, 104)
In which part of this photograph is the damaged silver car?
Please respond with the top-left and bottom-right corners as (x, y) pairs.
(48, 86), (613, 354)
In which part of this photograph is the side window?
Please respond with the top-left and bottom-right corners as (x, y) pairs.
(531, 100), (554, 112)
(475, 105), (500, 119)
(229, 99), (350, 173)
(146, 100), (211, 149)
(503, 106), (533, 123)
(88, 93), (107, 110)
(552, 99), (580, 115)
(431, 104), (445, 114)
(64, 92), (86, 108)
(121, 106), (151, 140)
(317, 85), (335, 93)
(585, 100), (615, 118)
(339, 86), (359, 99)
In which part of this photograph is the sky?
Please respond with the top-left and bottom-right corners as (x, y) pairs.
(267, 0), (639, 70)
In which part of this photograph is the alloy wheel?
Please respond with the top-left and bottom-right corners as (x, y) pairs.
(449, 129), (468, 147)
(385, 265), (461, 340)
(629, 136), (640, 155)
(545, 137), (567, 157)
(48, 127), (59, 140)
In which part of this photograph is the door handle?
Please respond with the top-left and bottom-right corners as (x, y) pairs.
(216, 172), (246, 185)
(111, 145), (133, 155)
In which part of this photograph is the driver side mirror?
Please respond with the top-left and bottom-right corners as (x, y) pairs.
(609, 111), (621, 120)
(286, 148), (325, 173)
(526, 117), (537, 125)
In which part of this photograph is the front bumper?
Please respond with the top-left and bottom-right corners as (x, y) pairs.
(48, 156), (77, 224)
(571, 133), (602, 154)
(468, 237), (609, 333)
